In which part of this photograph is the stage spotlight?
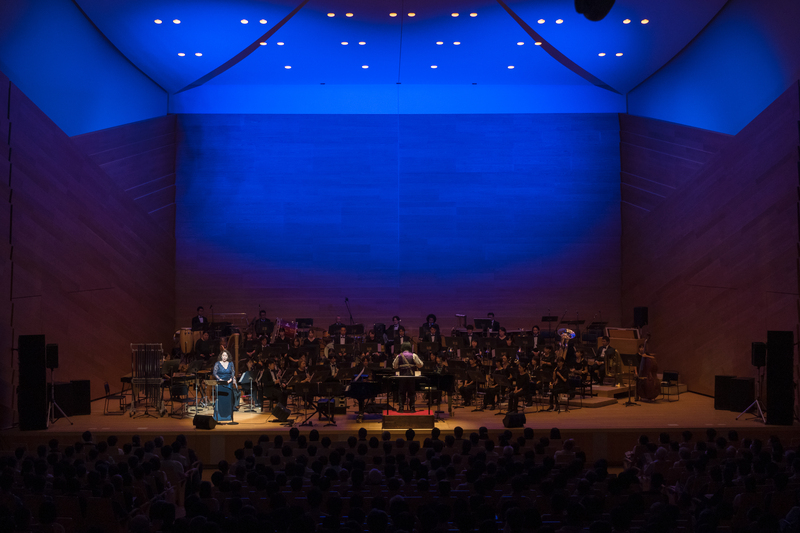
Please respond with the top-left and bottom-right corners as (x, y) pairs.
(574, 0), (615, 21)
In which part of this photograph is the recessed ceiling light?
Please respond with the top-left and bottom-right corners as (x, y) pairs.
(241, 19), (248, 24)
(195, 52), (202, 56)
(622, 18), (631, 24)
(277, 42), (284, 45)
(451, 12), (459, 17)
(431, 65), (438, 69)
(173, 19), (180, 24)
(408, 13), (415, 17)
(517, 42), (524, 45)
(358, 41), (365, 45)
(341, 41), (348, 45)
(453, 41), (461, 45)
(362, 65), (369, 69)
(389, 12), (397, 17)
(535, 41), (542, 45)
(177, 52), (185, 56)
(598, 52), (606, 56)
(285, 65), (291, 69)
(436, 41), (443, 45)
(537, 19), (545, 24)
(154, 19), (162, 24)
(327, 13), (335, 17)
(641, 19), (649, 24)
(346, 13), (353, 17)
(260, 19), (267, 24)
(259, 42), (266, 46)
(616, 52), (623, 56)
(555, 19), (563, 24)
(507, 65), (514, 69)
(470, 13), (477, 17)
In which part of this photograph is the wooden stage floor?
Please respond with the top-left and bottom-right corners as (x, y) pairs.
(2, 391), (798, 465)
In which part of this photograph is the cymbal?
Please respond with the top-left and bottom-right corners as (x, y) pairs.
(557, 328), (576, 339)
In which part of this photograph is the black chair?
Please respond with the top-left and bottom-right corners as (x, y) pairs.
(169, 384), (193, 418)
(661, 371), (680, 402)
(103, 382), (127, 415)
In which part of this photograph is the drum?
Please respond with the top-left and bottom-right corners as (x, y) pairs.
(180, 328), (193, 354)
(214, 383), (234, 422)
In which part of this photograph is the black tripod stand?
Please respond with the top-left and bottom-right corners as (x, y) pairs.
(737, 364), (766, 423)
(48, 368), (73, 427)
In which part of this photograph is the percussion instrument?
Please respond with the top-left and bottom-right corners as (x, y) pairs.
(179, 328), (193, 354)
(557, 328), (576, 339)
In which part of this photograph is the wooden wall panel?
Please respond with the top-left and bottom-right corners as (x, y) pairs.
(175, 113), (621, 332)
(620, 82), (800, 396)
(7, 81), (175, 401)
(71, 115), (176, 235)
(0, 71), (12, 428)
(619, 113), (730, 226)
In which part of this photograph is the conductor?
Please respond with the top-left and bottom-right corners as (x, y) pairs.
(392, 342), (423, 412)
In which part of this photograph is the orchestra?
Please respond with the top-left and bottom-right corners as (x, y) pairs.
(162, 308), (658, 424)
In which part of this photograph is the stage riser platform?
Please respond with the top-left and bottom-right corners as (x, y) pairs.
(1, 392), (796, 467)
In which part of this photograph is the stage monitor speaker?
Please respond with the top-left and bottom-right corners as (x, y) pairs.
(766, 331), (794, 425)
(751, 342), (767, 368)
(271, 403), (291, 422)
(374, 323), (386, 338)
(70, 380), (91, 416)
(193, 415), (217, 430)
(45, 344), (59, 369)
(503, 412), (526, 428)
(728, 378), (755, 412)
(633, 307), (648, 328)
(714, 375), (736, 410)
(18, 335), (48, 431)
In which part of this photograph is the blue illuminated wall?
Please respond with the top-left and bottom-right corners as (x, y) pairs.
(175, 113), (622, 330)
(0, 0), (166, 136)
(628, 0), (800, 134)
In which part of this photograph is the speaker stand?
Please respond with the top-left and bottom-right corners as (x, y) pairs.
(48, 369), (73, 427)
(737, 366), (766, 424)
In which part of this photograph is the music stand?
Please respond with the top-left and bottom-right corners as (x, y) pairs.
(618, 353), (640, 407)
(492, 373), (514, 416)
(541, 315), (559, 341)
(474, 318), (492, 332)
(417, 341), (440, 358)
(494, 347), (516, 360)
(361, 342), (381, 355)
(448, 362), (468, 410)
(296, 345), (319, 366)
(296, 318), (314, 328)
(346, 324), (365, 336)
(467, 369), (486, 412)
(238, 371), (257, 413)
(477, 337), (496, 351)
(444, 337), (465, 349)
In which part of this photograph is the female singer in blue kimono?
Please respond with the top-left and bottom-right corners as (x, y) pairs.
(213, 350), (241, 412)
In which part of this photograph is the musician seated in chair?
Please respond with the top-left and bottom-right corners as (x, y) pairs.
(392, 342), (423, 412)
(273, 328), (291, 347)
(592, 336), (616, 385)
(459, 357), (480, 406)
(421, 314), (438, 337)
(571, 349), (590, 380)
(294, 360), (314, 407)
(262, 360), (288, 407)
(253, 310), (273, 339)
(194, 332), (216, 366)
(334, 326), (350, 346)
(242, 331), (259, 362)
(463, 325), (480, 347)
(212, 350), (241, 411)
(508, 362), (530, 413)
(547, 358), (569, 411)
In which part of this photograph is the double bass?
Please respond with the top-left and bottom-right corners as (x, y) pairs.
(636, 335), (661, 401)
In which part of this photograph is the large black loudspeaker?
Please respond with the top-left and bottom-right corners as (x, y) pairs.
(766, 331), (794, 425)
(714, 375), (736, 410)
(503, 412), (526, 428)
(633, 307), (648, 328)
(751, 343), (767, 368)
(45, 344), (59, 369)
(271, 403), (291, 422)
(18, 335), (48, 431)
(193, 415), (217, 430)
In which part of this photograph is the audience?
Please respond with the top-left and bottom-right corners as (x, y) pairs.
(0, 427), (798, 533)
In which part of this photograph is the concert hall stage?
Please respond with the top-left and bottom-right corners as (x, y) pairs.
(2, 392), (797, 466)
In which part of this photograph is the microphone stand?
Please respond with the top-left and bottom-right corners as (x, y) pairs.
(345, 298), (355, 325)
